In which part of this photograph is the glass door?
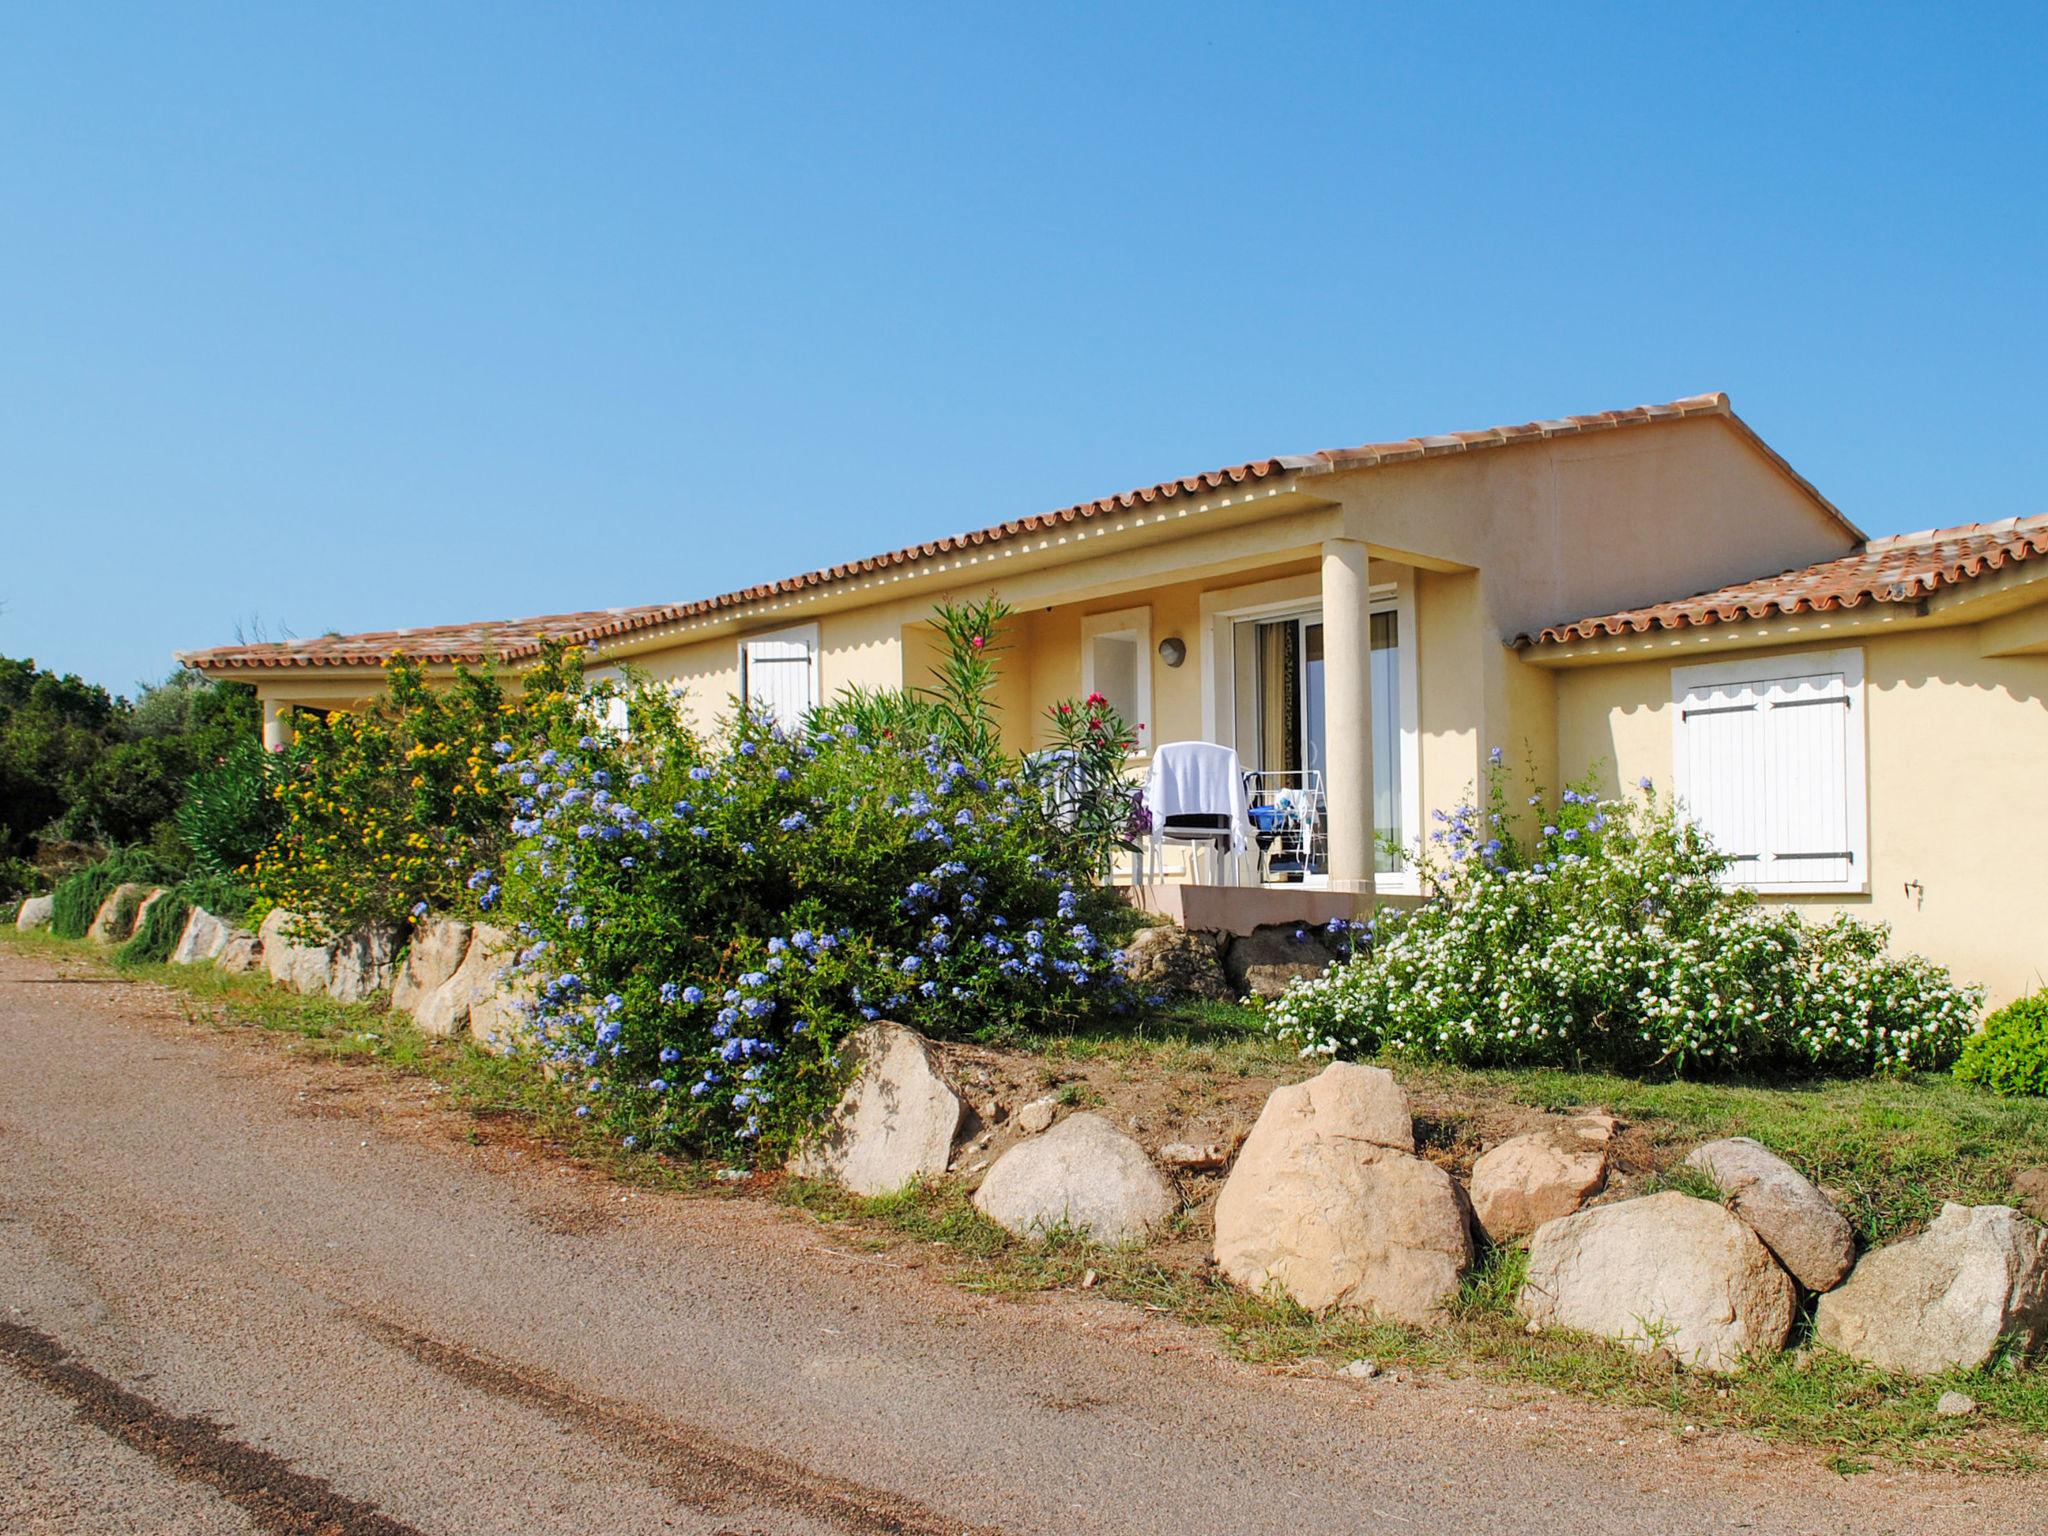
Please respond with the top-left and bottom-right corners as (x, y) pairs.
(1230, 607), (1404, 879)
(1233, 613), (1328, 876)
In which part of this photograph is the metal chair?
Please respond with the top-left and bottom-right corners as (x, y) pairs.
(1244, 769), (1324, 883)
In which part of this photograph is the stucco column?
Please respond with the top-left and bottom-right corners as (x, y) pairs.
(261, 695), (294, 752)
(1321, 538), (1377, 897)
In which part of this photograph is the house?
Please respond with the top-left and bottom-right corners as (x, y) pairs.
(179, 393), (2048, 1005)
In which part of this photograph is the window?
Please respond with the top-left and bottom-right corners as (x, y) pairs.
(1080, 607), (1151, 744)
(739, 624), (819, 733)
(583, 668), (632, 739)
(1671, 648), (1867, 893)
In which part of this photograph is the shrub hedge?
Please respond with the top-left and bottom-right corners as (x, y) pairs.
(1955, 991), (2048, 1098)
(1263, 758), (1981, 1078)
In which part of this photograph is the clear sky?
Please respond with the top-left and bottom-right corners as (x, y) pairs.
(2, 3), (2042, 694)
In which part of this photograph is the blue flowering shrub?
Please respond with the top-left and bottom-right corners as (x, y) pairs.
(1262, 759), (1980, 1078)
(488, 659), (1137, 1156)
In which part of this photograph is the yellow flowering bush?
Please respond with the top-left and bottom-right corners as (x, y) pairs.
(250, 644), (585, 935)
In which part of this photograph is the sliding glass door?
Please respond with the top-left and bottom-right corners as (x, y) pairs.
(1231, 606), (1405, 877)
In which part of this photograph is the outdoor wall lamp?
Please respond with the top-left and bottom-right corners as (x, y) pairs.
(1157, 636), (1187, 668)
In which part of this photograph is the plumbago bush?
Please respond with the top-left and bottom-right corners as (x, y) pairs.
(1263, 756), (1980, 1078)
(490, 603), (1139, 1156)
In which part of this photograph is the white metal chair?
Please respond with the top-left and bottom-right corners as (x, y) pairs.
(1244, 769), (1324, 883)
(1144, 742), (1256, 886)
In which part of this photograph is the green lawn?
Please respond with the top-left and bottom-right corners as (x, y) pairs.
(12, 926), (2048, 1474)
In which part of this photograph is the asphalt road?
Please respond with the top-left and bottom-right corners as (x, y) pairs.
(2, 943), (2039, 1536)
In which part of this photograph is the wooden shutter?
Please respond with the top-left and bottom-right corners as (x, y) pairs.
(742, 634), (816, 733)
(1677, 678), (1768, 885)
(1673, 654), (1861, 890)
(1759, 668), (1854, 885)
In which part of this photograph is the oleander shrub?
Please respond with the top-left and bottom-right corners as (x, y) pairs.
(1954, 991), (2048, 1098)
(1262, 757), (1980, 1078)
(248, 644), (587, 937)
(177, 737), (286, 877)
(490, 603), (1139, 1156)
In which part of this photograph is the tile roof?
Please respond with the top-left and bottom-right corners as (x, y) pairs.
(179, 607), (675, 671)
(1518, 512), (2048, 648)
(182, 391), (1812, 672)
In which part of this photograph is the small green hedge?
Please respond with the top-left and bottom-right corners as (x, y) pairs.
(1955, 991), (2048, 1098)
(115, 874), (254, 963)
(49, 849), (176, 939)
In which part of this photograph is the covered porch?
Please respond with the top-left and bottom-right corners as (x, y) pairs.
(921, 518), (1458, 931)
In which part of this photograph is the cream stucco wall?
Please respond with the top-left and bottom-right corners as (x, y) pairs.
(1554, 622), (2048, 1007)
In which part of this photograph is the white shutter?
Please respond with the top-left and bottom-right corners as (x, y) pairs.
(1672, 649), (1865, 893)
(742, 632), (816, 733)
(1677, 679), (1768, 885)
(1760, 669), (1853, 885)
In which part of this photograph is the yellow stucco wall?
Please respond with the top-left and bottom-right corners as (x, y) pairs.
(1554, 623), (2048, 1007)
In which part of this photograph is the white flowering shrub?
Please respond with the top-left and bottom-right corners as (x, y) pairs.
(1263, 760), (1980, 1077)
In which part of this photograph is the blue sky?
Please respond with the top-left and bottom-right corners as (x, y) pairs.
(2, 3), (2042, 694)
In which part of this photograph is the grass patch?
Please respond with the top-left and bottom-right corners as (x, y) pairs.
(9, 927), (2048, 1473)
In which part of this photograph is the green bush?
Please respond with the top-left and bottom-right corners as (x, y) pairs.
(114, 872), (256, 964)
(118, 887), (191, 963)
(176, 737), (285, 876)
(0, 656), (260, 889)
(1955, 992), (2048, 1097)
(49, 849), (179, 939)
(1262, 757), (1981, 1079)
(493, 602), (1139, 1156)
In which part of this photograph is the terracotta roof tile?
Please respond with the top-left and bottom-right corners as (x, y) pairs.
(1518, 513), (2048, 648)
(182, 392), (1808, 672)
(178, 607), (674, 670)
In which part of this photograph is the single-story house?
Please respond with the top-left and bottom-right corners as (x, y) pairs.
(180, 393), (2048, 1005)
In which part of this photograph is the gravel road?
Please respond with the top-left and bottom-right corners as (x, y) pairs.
(1, 943), (2038, 1535)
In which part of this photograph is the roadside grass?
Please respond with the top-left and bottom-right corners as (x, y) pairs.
(11, 927), (2048, 1473)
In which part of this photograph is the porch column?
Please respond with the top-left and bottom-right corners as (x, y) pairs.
(1321, 538), (1377, 897)
(260, 692), (294, 752)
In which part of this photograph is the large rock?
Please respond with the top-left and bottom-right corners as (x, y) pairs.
(1684, 1137), (1855, 1292)
(2013, 1167), (2048, 1225)
(1213, 1062), (1472, 1324)
(1223, 923), (1341, 1000)
(973, 1112), (1175, 1245)
(170, 907), (232, 965)
(449, 924), (526, 1049)
(391, 918), (473, 1014)
(1518, 1191), (1796, 1373)
(409, 921), (512, 1039)
(1815, 1204), (2048, 1375)
(259, 909), (337, 995)
(1470, 1119), (1612, 1244)
(788, 1022), (965, 1195)
(87, 883), (154, 944)
(327, 923), (403, 1004)
(217, 930), (263, 973)
(14, 894), (53, 931)
(1119, 925), (1231, 1002)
